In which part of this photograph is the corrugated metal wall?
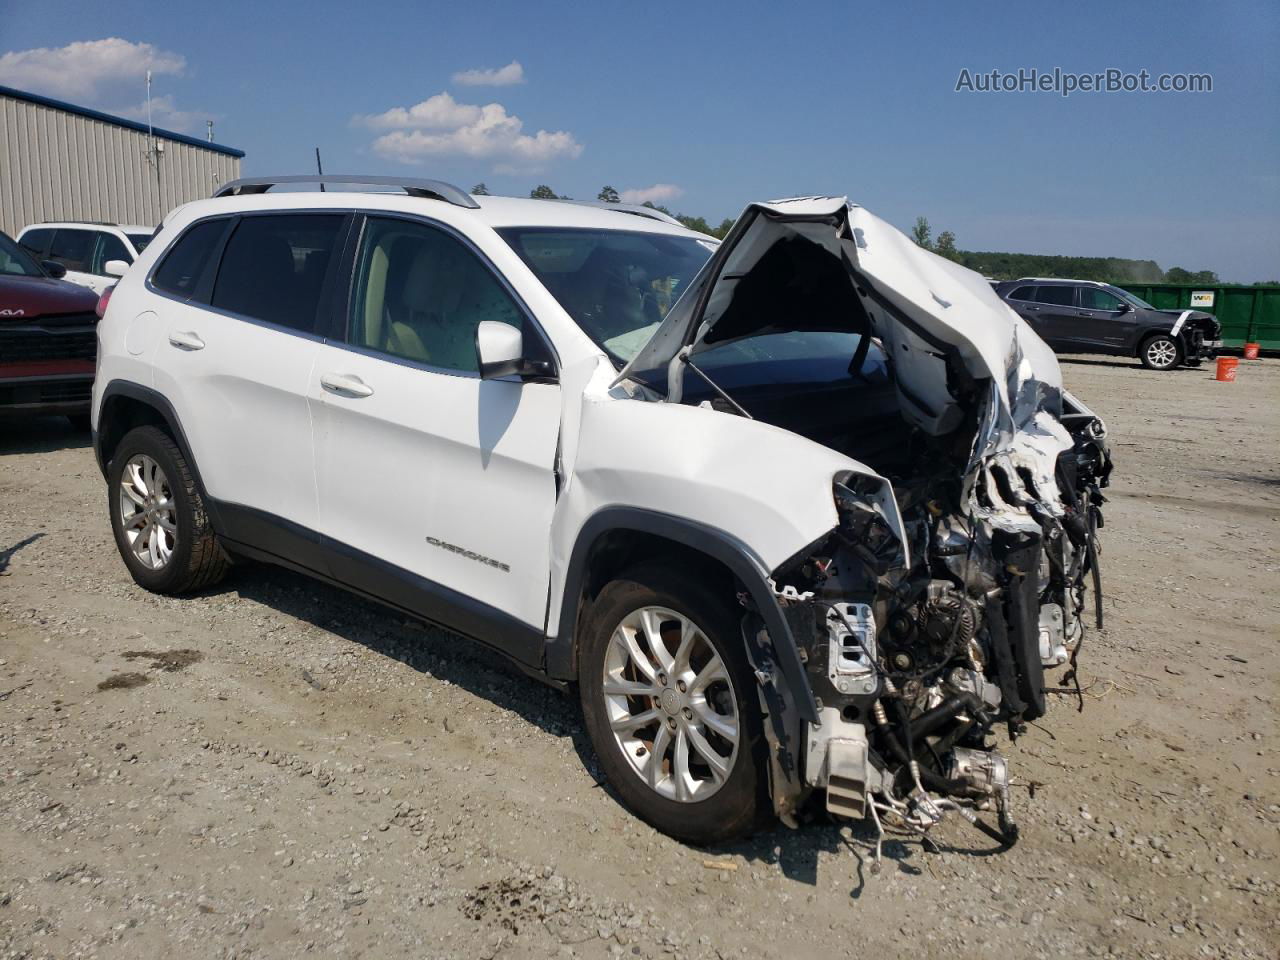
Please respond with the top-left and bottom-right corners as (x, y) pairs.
(0, 92), (241, 235)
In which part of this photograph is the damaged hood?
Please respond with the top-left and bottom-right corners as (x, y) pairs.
(617, 196), (1064, 435)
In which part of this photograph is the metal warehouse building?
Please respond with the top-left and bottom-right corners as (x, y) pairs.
(0, 85), (244, 237)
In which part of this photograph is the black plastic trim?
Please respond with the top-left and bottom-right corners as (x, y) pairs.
(551, 507), (820, 724)
(213, 501), (545, 669)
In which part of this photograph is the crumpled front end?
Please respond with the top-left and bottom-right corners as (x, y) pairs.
(634, 197), (1114, 855)
(763, 356), (1111, 858)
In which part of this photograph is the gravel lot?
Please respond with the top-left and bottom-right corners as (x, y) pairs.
(1, 355), (1277, 960)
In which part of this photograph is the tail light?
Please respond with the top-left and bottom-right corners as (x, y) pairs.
(95, 284), (115, 319)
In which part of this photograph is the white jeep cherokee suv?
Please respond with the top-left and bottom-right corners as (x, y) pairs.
(92, 176), (1111, 851)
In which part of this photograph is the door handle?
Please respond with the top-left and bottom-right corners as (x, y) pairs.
(320, 373), (374, 398)
(168, 330), (205, 351)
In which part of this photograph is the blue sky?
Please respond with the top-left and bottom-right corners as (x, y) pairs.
(1, 0), (1277, 280)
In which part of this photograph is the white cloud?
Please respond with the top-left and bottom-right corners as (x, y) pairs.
(0, 37), (184, 102)
(360, 92), (582, 174)
(354, 92), (482, 131)
(452, 61), (524, 87)
(620, 183), (684, 205)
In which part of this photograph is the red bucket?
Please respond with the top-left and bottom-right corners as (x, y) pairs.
(1215, 356), (1239, 382)
(1243, 342), (1260, 359)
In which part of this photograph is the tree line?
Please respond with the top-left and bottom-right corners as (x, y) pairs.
(467, 187), (1239, 284)
(911, 216), (1222, 285)
(471, 182), (736, 239)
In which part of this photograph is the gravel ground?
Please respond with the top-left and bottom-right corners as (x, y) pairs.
(1, 355), (1277, 960)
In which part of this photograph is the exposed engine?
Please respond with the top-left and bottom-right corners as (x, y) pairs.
(766, 393), (1110, 864)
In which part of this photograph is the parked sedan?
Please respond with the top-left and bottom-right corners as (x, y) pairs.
(993, 278), (1221, 370)
(0, 230), (102, 428)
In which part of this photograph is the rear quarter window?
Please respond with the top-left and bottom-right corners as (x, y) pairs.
(152, 219), (230, 299)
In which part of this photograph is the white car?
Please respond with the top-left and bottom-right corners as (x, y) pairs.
(17, 221), (153, 293)
(91, 176), (1111, 852)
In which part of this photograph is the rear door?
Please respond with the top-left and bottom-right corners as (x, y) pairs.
(150, 212), (350, 568)
(1027, 285), (1079, 349)
(18, 228), (55, 264)
(310, 213), (561, 662)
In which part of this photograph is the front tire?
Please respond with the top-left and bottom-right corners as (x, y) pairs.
(578, 564), (767, 844)
(107, 425), (229, 594)
(1140, 334), (1182, 370)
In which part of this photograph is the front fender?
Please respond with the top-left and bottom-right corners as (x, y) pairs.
(548, 397), (896, 709)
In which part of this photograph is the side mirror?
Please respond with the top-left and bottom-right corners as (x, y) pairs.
(1115, 301), (1131, 313)
(103, 259), (130, 278)
(41, 260), (66, 279)
(475, 321), (554, 380)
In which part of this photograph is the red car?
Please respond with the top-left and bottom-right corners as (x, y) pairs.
(0, 229), (102, 429)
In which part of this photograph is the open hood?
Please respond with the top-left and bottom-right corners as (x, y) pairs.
(617, 196), (1064, 438)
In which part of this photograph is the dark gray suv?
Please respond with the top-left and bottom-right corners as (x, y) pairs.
(993, 278), (1221, 371)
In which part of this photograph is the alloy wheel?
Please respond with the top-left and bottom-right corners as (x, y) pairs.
(602, 605), (740, 802)
(1146, 338), (1178, 369)
(118, 454), (177, 570)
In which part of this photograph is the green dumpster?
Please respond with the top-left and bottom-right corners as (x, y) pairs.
(1119, 284), (1280, 350)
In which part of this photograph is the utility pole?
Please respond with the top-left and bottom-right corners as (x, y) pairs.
(145, 70), (162, 220)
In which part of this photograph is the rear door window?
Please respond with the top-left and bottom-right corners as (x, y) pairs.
(152, 219), (230, 299)
(1032, 286), (1076, 306)
(211, 214), (346, 334)
(49, 229), (96, 272)
(19, 228), (55, 260)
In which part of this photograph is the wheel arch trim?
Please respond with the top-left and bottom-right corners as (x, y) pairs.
(95, 380), (221, 529)
(550, 506), (820, 725)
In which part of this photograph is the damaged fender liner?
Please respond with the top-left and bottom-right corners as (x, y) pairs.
(551, 507), (822, 807)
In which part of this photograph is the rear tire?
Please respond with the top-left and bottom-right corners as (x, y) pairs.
(578, 563), (767, 844)
(1139, 334), (1182, 370)
(107, 425), (229, 594)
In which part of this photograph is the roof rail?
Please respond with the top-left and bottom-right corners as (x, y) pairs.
(212, 175), (480, 209)
(557, 199), (685, 227)
(1014, 277), (1104, 286)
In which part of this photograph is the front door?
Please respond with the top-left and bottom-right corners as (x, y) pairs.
(48, 229), (110, 293)
(310, 215), (561, 663)
(1074, 286), (1132, 352)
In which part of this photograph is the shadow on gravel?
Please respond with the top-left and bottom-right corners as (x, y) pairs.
(1059, 356), (1201, 373)
(0, 416), (92, 455)
(210, 563), (585, 743)
(0, 532), (46, 574)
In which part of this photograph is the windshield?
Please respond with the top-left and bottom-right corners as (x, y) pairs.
(0, 232), (44, 278)
(127, 233), (153, 254)
(498, 227), (714, 364)
(1113, 287), (1154, 309)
